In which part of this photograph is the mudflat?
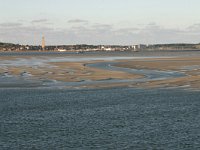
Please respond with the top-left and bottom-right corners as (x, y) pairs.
(0, 51), (200, 90)
(116, 57), (200, 89)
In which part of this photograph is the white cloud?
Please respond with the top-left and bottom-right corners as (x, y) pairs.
(1, 21), (200, 45)
(0, 23), (23, 28)
(31, 19), (49, 23)
(68, 19), (89, 24)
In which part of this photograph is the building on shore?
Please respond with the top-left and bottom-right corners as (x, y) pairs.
(131, 44), (147, 51)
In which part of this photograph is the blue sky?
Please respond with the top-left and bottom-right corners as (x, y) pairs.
(0, 0), (200, 45)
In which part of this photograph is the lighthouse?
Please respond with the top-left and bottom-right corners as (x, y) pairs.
(42, 36), (45, 50)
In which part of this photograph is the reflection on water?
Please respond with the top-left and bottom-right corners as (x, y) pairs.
(0, 88), (200, 149)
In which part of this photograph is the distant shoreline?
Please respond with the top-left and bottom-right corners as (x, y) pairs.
(1, 49), (200, 52)
(1, 42), (200, 52)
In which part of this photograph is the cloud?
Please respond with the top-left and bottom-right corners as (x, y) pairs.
(133, 24), (192, 44)
(1, 21), (200, 45)
(115, 27), (140, 35)
(31, 19), (49, 24)
(186, 23), (200, 34)
(92, 24), (113, 30)
(68, 19), (89, 24)
(0, 22), (23, 28)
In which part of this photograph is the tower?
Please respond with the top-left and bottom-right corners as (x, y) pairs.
(42, 36), (45, 50)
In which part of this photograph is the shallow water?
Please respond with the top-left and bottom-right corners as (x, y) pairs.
(88, 62), (184, 80)
(0, 88), (200, 149)
(0, 55), (166, 67)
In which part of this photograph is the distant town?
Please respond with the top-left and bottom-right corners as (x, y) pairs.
(1, 38), (200, 52)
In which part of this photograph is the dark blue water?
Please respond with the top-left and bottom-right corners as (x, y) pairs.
(0, 88), (200, 149)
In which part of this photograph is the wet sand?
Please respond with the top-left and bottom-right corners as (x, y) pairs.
(116, 57), (200, 89)
(0, 56), (141, 83)
(0, 51), (200, 90)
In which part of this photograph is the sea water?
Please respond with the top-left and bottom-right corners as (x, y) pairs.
(0, 88), (200, 149)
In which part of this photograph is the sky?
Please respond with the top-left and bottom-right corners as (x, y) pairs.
(0, 0), (200, 45)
